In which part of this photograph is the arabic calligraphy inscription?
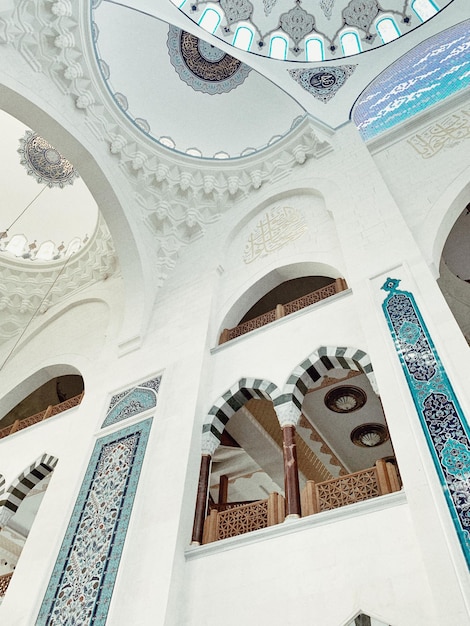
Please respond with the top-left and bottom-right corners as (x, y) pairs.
(407, 107), (470, 159)
(243, 207), (307, 264)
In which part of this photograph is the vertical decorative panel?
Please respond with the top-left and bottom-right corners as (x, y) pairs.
(381, 278), (470, 566)
(102, 375), (161, 428)
(36, 418), (152, 625)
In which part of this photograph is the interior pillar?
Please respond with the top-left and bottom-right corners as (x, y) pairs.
(282, 425), (301, 518)
(191, 454), (211, 545)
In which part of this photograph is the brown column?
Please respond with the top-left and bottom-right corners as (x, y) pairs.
(282, 425), (301, 518)
(191, 454), (211, 545)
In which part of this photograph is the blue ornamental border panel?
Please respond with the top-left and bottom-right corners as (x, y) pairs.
(381, 278), (470, 566)
(36, 418), (152, 625)
(102, 375), (161, 428)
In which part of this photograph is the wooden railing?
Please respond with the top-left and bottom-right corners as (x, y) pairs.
(219, 278), (348, 344)
(203, 492), (285, 543)
(301, 459), (401, 516)
(0, 392), (84, 441)
(0, 572), (13, 597)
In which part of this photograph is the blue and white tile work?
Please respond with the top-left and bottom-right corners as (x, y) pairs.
(102, 375), (161, 428)
(381, 278), (470, 567)
(36, 418), (152, 625)
(353, 19), (470, 141)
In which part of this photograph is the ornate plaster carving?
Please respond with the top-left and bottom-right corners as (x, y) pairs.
(0, 215), (117, 343)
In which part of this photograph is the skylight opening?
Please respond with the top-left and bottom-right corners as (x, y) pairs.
(340, 31), (362, 56)
(186, 148), (202, 157)
(233, 25), (254, 51)
(376, 17), (401, 43)
(305, 37), (325, 62)
(159, 136), (176, 149)
(67, 238), (82, 256)
(6, 234), (27, 257)
(412, 0), (439, 21)
(269, 35), (288, 60)
(198, 7), (222, 34)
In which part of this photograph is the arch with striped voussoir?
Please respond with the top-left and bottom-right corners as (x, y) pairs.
(274, 346), (378, 424)
(0, 454), (58, 528)
(202, 378), (282, 455)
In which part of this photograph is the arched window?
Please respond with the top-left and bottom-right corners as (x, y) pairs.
(5, 234), (26, 257)
(305, 37), (324, 62)
(198, 7), (221, 34)
(412, 0), (439, 21)
(269, 35), (288, 60)
(376, 17), (401, 43)
(340, 30), (362, 56)
(66, 237), (82, 256)
(36, 241), (55, 261)
(233, 25), (254, 51)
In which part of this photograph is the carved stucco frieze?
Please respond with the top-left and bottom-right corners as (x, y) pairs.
(0, 216), (118, 342)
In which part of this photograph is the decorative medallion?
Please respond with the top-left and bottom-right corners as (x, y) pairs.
(343, 0), (379, 33)
(280, 1), (315, 54)
(288, 65), (356, 103)
(243, 206), (307, 264)
(381, 277), (470, 567)
(18, 131), (79, 188)
(167, 26), (251, 95)
(37, 418), (152, 625)
(324, 385), (367, 413)
(220, 0), (254, 24)
(350, 423), (389, 447)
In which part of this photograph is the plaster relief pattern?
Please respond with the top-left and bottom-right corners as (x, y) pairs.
(243, 206), (307, 264)
(37, 418), (152, 625)
(382, 277), (470, 567)
(407, 106), (470, 159)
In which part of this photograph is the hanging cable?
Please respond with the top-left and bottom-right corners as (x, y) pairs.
(0, 252), (74, 373)
(1, 184), (48, 237)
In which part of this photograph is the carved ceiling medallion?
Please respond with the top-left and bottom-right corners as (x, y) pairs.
(18, 131), (78, 188)
(324, 385), (367, 413)
(167, 26), (251, 95)
(350, 423), (389, 447)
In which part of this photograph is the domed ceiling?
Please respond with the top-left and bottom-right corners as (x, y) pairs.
(89, 1), (465, 152)
(0, 111), (98, 262)
(91, 1), (305, 158)
(174, 0), (452, 61)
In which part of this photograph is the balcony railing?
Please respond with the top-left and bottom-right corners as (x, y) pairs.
(0, 572), (13, 598)
(219, 278), (348, 344)
(0, 392), (84, 441)
(301, 459), (400, 516)
(203, 492), (285, 543)
(202, 460), (400, 544)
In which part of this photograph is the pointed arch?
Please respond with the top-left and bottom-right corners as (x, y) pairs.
(275, 346), (377, 420)
(202, 378), (282, 454)
(0, 454), (58, 527)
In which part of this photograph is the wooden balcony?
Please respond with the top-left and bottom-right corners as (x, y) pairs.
(202, 460), (400, 544)
(0, 392), (84, 441)
(0, 572), (13, 598)
(219, 278), (348, 344)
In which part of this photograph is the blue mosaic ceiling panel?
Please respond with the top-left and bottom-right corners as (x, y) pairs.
(381, 278), (470, 567)
(353, 20), (470, 141)
(36, 418), (152, 625)
(102, 375), (161, 428)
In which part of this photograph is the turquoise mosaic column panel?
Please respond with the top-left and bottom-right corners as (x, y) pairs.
(381, 278), (470, 567)
(36, 418), (152, 625)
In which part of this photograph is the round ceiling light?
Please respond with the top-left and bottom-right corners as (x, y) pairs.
(324, 385), (367, 413)
(350, 423), (389, 448)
